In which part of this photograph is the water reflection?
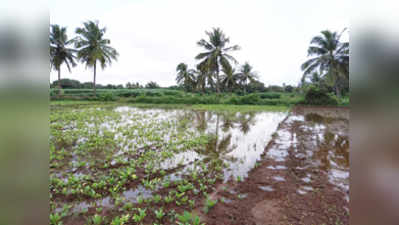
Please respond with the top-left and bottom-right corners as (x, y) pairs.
(174, 110), (287, 181)
(290, 107), (350, 198)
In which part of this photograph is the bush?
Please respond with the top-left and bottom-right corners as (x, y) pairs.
(117, 91), (141, 98)
(301, 86), (338, 105)
(98, 92), (116, 101)
(144, 91), (162, 97)
(258, 93), (281, 99)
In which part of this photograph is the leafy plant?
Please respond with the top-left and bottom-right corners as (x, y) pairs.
(154, 208), (165, 220)
(203, 197), (218, 214)
(132, 208), (146, 223)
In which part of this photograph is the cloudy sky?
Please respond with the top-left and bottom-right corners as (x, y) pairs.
(50, 0), (349, 87)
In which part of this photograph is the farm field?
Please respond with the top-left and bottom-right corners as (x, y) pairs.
(50, 102), (349, 225)
(50, 102), (287, 225)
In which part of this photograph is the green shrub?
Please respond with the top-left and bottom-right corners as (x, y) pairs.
(117, 91), (141, 97)
(258, 93), (281, 99)
(163, 90), (183, 97)
(99, 92), (116, 101)
(301, 86), (338, 105)
(237, 94), (261, 105)
(145, 91), (162, 97)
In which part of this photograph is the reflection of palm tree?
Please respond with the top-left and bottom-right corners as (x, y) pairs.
(238, 112), (256, 134)
(221, 112), (236, 132)
(194, 111), (207, 132)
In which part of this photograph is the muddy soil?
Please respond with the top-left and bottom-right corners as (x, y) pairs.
(203, 106), (350, 225)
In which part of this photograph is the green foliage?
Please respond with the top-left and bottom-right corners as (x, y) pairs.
(301, 86), (338, 105)
(176, 211), (204, 225)
(203, 197), (218, 214)
(258, 92), (281, 99)
(132, 208), (146, 223)
(154, 208), (165, 220)
(50, 213), (64, 225)
(98, 92), (116, 101)
(90, 214), (104, 225)
(145, 81), (160, 89)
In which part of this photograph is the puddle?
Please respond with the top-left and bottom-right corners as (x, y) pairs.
(284, 108), (350, 200)
(273, 176), (286, 182)
(221, 197), (233, 203)
(122, 185), (154, 202)
(267, 165), (287, 170)
(259, 185), (274, 192)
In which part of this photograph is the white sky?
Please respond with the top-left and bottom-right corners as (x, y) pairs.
(50, 0), (349, 87)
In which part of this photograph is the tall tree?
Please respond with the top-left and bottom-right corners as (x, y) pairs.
(194, 64), (215, 93)
(74, 20), (119, 95)
(301, 29), (349, 98)
(49, 24), (77, 91)
(176, 63), (195, 91)
(238, 62), (258, 93)
(195, 28), (240, 93)
(221, 66), (239, 93)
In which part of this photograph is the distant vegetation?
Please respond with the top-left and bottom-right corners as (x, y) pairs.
(50, 21), (349, 106)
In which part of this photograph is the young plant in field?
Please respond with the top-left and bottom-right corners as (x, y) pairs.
(153, 194), (162, 203)
(137, 195), (144, 204)
(181, 196), (189, 204)
(132, 208), (146, 223)
(49, 213), (63, 225)
(203, 197), (218, 214)
(176, 211), (204, 225)
(164, 195), (173, 204)
(162, 179), (170, 188)
(110, 214), (129, 225)
(122, 202), (133, 211)
(189, 199), (195, 209)
(154, 207), (165, 220)
(90, 214), (104, 225)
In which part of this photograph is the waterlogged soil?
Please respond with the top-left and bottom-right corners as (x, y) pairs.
(203, 106), (349, 225)
(50, 104), (349, 225)
(49, 104), (287, 225)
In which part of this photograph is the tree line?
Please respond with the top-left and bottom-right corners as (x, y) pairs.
(50, 79), (161, 89)
(300, 29), (349, 98)
(176, 27), (349, 98)
(50, 20), (119, 95)
(50, 20), (348, 98)
(175, 28), (261, 94)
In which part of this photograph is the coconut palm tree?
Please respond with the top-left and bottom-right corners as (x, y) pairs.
(176, 63), (195, 91)
(74, 20), (119, 95)
(195, 28), (240, 93)
(221, 65), (239, 93)
(238, 62), (258, 94)
(301, 29), (349, 98)
(194, 64), (215, 93)
(49, 24), (77, 91)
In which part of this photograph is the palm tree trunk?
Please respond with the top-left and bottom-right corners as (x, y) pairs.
(334, 70), (341, 98)
(335, 83), (342, 98)
(216, 71), (220, 94)
(57, 69), (62, 95)
(93, 61), (97, 96)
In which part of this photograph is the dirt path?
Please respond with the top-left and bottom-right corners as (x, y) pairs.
(203, 106), (349, 225)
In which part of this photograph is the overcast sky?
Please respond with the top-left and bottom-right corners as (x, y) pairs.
(49, 0), (349, 87)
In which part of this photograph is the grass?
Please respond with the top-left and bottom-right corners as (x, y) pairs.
(50, 88), (303, 106)
(50, 100), (289, 112)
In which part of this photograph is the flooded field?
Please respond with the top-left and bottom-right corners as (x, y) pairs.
(205, 106), (350, 225)
(50, 104), (287, 225)
(50, 104), (349, 225)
